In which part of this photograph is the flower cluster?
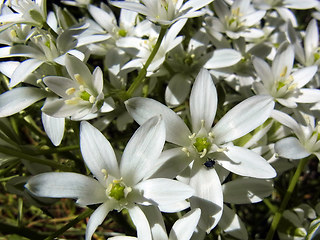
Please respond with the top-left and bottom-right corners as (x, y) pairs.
(0, 0), (320, 239)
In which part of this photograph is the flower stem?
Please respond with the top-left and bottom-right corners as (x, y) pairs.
(0, 146), (73, 171)
(266, 157), (310, 240)
(44, 208), (94, 240)
(125, 26), (168, 98)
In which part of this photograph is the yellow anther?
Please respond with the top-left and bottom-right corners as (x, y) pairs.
(74, 74), (85, 85)
(65, 97), (80, 105)
(208, 132), (214, 138)
(188, 133), (196, 139)
(10, 30), (17, 38)
(89, 96), (96, 104)
(36, 79), (42, 84)
(113, 177), (123, 184)
(79, 85), (85, 92)
(280, 66), (288, 77)
(101, 169), (108, 179)
(65, 87), (76, 95)
(200, 148), (207, 158)
(288, 83), (297, 91)
(217, 147), (228, 152)
(182, 147), (190, 157)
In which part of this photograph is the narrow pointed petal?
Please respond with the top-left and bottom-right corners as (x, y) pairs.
(86, 201), (114, 240)
(291, 65), (317, 88)
(189, 165), (223, 233)
(80, 121), (120, 183)
(128, 205), (152, 240)
(218, 205), (248, 240)
(213, 95), (274, 144)
(121, 116), (165, 185)
(110, 1), (150, 16)
(204, 49), (242, 69)
(169, 208), (201, 240)
(252, 56), (274, 89)
(275, 137), (310, 159)
(139, 205), (168, 240)
(223, 178), (273, 204)
(0, 87), (46, 117)
(125, 97), (191, 146)
(25, 172), (106, 205)
(134, 178), (194, 206)
(180, 0), (214, 11)
(44, 76), (77, 98)
(108, 237), (137, 240)
(190, 69), (217, 133)
(272, 43), (294, 79)
(41, 112), (65, 146)
(305, 19), (319, 61)
(10, 59), (44, 87)
(294, 89), (320, 103)
(148, 147), (193, 180)
(165, 73), (191, 107)
(218, 146), (276, 179)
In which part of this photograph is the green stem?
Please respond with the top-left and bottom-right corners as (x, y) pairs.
(266, 157), (310, 240)
(22, 145), (80, 155)
(43, 208), (94, 240)
(126, 26), (168, 98)
(0, 146), (73, 171)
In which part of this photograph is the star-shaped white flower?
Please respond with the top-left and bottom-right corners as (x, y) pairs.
(110, 0), (214, 26)
(125, 68), (276, 233)
(26, 116), (194, 240)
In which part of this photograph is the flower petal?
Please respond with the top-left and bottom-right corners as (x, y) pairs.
(86, 201), (115, 240)
(189, 165), (223, 233)
(218, 205), (248, 240)
(294, 89), (320, 103)
(25, 172), (106, 205)
(190, 69), (217, 133)
(80, 121), (120, 183)
(121, 115), (165, 185)
(128, 205), (152, 240)
(0, 87), (46, 118)
(125, 97), (191, 146)
(134, 178), (194, 206)
(275, 137), (310, 159)
(223, 178), (273, 204)
(213, 95), (274, 144)
(169, 208), (201, 240)
(165, 73), (191, 107)
(41, 112), (65, 146)
(291, 65), (317, 88)
(218, 146), (277, 179)
(204, 49), (242, 69)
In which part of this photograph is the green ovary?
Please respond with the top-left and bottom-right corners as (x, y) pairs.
(109, 183), (125, 201)
(193, 137), (211, 153)
(79, 91), (91, 101)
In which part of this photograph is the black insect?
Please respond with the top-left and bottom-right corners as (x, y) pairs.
(204, 158), (215, 169)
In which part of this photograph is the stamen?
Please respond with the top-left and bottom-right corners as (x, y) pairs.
(89, 96), (96, 104)
(101, 169), (108, 179)
(279, 66), (287, 77)
(65, 87), (76, 95)
(182, 147), (190, 157)
(74, 74), (85, 85)
(200, 148), (207, 158)
(217, 147), (228, 152)
(65, 97), (80, 105)
(188, 133), (196, 139)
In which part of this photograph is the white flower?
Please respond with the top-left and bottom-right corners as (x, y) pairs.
(205, 0), (266, 39)
(41, 54), (112, 120)
(272, 109), (320, 160)
(252, 43), (319, 108)
(125, 68), (276, 233)
(110, 0), (214, 26)
(25, 116), (194, 240)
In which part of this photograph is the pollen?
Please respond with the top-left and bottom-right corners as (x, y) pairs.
(65, 87), (76, 95)
(74, 74), (85, 85)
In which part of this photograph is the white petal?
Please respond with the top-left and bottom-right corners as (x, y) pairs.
(139, 205), (168, 240)
(121, 116), (165, 185)
(291, 65), (317, 88)
(86, 201), (114, 240)
(148, 147), (193, 179)
(135, 178), (194, 206)
(92, 66), (103, 94)
(190, 69), (217, 133)
(80, 121), (120, 183)
(110, 1), (150, 16)
(218, 146), (277, 179)
(0, 61), (19, 78)
(44, 76), (77, 98)
(305, 19), (319, 61)
(88, 4), (116, 32)
(108, 237), (137, 240)
(169, 208), (201, 240)
(189, 165), (223, 233)
(10, 59), (44, 87)
(41, 98), (85, 118)
(128, 205), (152, 240)
(41, 112), (65, 146)
(125, 97), (191, 146)
(165, 74), (191, 107)
(204, 49), (242, 69)
(275, 137), (310, 159)
(223, 178), (273, 204)
(213, 95), (274, 144)
(272, 43), (294, 79)
(294, 89), (320, 103)
(270, 110), (303, 138)
(218, 205), (248, 240)
(252, 56), (274, 89)
(180, 0), (214, 11)
(0, 87), (46, 117)
(25, 172), (106, 205)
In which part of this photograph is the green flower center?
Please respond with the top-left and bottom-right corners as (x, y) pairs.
(118, 29), (127, 37)
(193, 137), (211, 153)
(79, 90), (91, 101)
(109, 183), (125, 201)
